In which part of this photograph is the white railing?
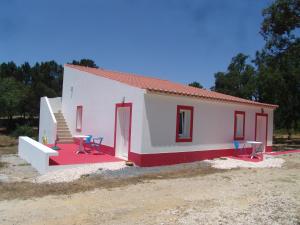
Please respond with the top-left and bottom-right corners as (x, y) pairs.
(38, 97), (60, 144)
(18, 136), (58, 174)
(48, 97), (62, 113)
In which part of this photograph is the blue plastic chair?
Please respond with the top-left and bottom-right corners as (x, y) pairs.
(91, 137), (103, 152)
(84, 135), (93, 150)
(233, 140), (239, 150)
(233, 140), (240, 155)
(233, 140), (246, 155)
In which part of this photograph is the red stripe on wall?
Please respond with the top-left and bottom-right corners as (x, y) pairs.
(128, 146), (272, 167)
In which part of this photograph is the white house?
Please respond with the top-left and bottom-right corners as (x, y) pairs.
(38, 64), (278, 166)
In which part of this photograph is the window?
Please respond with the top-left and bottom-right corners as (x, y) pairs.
(234, 111), (245, 140)
(176, 105), (194, 142)
(76, 106), (83, 131)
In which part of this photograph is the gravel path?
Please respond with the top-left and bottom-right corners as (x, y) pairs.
(206, 155), (285, 169)
(35, 161), (126, 183)
(1, 154), (299, 225)
(35, 155), (285, 183)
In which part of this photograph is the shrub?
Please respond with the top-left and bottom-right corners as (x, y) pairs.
(12, 125), (35, 138)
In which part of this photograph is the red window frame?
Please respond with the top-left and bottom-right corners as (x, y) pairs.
(176, 105), (194, 142)
(234, 111), (245, 140)
(76, 105), (83, 132)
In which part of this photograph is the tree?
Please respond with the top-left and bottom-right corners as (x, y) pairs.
(70, 59), (98, 68)
(261, 0), (300, 54)
(258, 0), (300, 136)
(212, 53), (257, 100)
(27, 61), (63, 116)
(0, 78), (27, 129)
(188, 81), (203, 89)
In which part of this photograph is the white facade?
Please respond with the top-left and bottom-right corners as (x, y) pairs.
(38, 65), (276, 166)
(61, 67), (145, 154)
(38, 97), (58, 144)
(140, 92), (273, 154)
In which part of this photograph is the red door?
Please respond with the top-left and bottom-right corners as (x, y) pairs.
(255, 113), (268, 150)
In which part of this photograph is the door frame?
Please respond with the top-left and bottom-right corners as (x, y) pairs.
(113, 103), (133, 159)
(255, 113), (268, 145)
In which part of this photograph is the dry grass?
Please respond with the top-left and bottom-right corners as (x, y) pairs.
(0, 146), (17, 156)
(0, 135), (18, 157)
(0, 135), (17, 147)
(0, 165), (222, 201)
(0, 161), (8, 168)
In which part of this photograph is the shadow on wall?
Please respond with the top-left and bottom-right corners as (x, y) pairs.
(144, 94), (231, 148)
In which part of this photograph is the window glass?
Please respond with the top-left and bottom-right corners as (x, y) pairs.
(234, 111), (245, 140)
(179, 110), (191, 138)
(176, 106), (193, 142)
(76, 106), (82, 131)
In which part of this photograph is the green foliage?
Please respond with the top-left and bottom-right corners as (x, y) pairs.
(188, 81), (203, 89)
(261, 0), (300, 53)
(12, 124), (35, 138)
(258, 0), (300, 132)
(0, 59), (98, 132)
(0, 78), (27, 119)
(212, 53), (257, 100)
(70, 59), (98, 68)
(212, 0), (299, 132)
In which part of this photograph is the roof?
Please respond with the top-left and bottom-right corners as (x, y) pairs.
(65, 64), (278, 109)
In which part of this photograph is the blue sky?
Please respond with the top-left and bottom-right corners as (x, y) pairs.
(0, 0), (272, 88)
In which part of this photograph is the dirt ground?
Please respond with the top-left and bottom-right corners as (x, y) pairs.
(0, 135), (299, 225)
(0, 153), (299, 225)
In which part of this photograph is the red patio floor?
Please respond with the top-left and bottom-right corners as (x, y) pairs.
(228, 149), (300, 162)
(228, 154), (263, 162)
(48, 143), (123, 166)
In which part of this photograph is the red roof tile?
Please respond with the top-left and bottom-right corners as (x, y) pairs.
(65, 64), (278, 109)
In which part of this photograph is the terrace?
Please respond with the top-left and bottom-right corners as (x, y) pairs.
(47, 143), (123, 166)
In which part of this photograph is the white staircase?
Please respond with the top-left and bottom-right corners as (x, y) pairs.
(54, 111), (73, 143)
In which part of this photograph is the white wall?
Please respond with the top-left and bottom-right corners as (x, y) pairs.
(61, 67), (145, 153)
(141, 93), (275, 154)
(38, 97), (57, 144)
(18, 136), (58, 174)
(48, 97), (61, 113)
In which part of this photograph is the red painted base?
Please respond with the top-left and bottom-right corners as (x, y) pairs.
(266, 149), (300, 156)
(128, 146), (272, 167)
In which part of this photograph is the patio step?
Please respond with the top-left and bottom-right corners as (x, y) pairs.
(54, 112), (73, 143)
(57, 134), (73, 138)
(57, 125), (69, 129)
(57, 139), (74, 144)
(57, 128), (70, 132)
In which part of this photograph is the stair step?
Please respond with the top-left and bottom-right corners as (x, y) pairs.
(57, 126), (69, 129)
(57, 124), (68, 127)
(58, 137), (73, 140)
(58, 134), (72, 138)
(57, 130), (71, 134)
(57, 128), (70, 132)
(55, 117), (65, 120)
(57, 120), (67, 123)
(54, 111), (73, 143)
(57, 140), (74, 144)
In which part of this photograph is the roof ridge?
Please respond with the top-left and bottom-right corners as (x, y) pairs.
(65, 64), (169, 82)
(64, 64), (278, 109)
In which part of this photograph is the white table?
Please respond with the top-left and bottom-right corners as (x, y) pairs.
(73, 135), (89, 154)
(246, 141), (263, 159)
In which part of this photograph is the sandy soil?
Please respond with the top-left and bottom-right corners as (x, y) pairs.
(0, 153), (299, 225)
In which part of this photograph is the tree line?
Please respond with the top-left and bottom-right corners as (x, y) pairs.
(0, 59), (97, 131)
(190, 0), (300, 135)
